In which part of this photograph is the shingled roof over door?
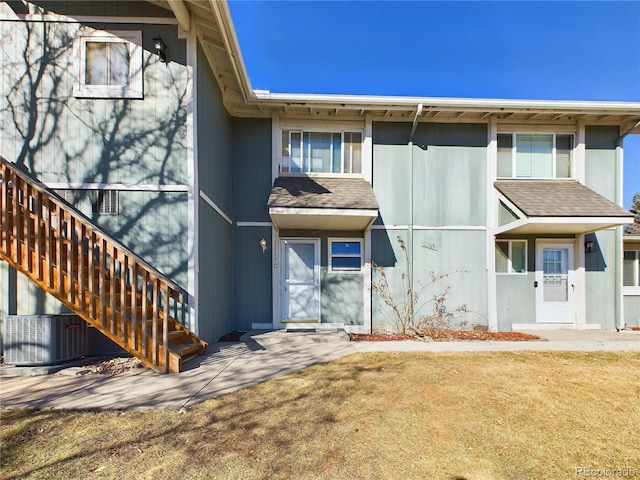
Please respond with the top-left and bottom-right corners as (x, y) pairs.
(268, 176), (379, 230)
(495, 180), (634, 234)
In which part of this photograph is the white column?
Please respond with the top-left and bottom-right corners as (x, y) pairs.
(486, 118), (498, 331)
(185, 30), (199, 333)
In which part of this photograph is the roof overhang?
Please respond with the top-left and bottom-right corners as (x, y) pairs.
(495, 180), (634, 235)
(497, 216), (634, 235)
(269, 207), (378, 231)
(150, 1), (640, 123)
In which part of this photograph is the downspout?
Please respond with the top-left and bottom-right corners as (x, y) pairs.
(408, 104), (423, 326)
(614, 122), (639, 330)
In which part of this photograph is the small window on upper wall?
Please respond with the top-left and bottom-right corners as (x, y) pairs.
(495, 240), (527, 274)
(329, 239), (363, 273)
(73, 30), (143, 99)
(281, 130), (362, 174)
(497, 133), (573, 179)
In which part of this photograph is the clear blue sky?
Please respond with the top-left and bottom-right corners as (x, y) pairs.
(228, 0), (640, 209)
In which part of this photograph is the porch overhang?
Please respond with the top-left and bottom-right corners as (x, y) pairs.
(269, 207), (378, 230)
(267, 176), (379, 231)
(495, 180), (634, 235)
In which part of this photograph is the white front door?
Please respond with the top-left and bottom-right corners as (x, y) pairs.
(281, 239), (320, 323)
(535, 242), (574, 324)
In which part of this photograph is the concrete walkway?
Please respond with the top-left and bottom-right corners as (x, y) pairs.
(1, 329), (637, 411)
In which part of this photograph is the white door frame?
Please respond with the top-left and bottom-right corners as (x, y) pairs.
(535, 239), (575, 325)
(277, 238), (321, 329)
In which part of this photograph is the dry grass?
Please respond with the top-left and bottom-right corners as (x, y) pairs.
(1, 351), (639, 480)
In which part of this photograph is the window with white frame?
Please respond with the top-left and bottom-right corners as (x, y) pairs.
(497, 133), (573, 179)
(281, 130), (362, 174)
(73, 30), (143, 99)
(329, 239), (363, 272)
(495, 239), (527, 274)
(623, 249), (640, 288)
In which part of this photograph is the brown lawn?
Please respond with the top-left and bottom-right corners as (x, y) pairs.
(1, 351), (639, 479)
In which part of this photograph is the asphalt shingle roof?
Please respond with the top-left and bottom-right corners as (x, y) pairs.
(268, 176), (379, 210)
(495, 180), (632, 218)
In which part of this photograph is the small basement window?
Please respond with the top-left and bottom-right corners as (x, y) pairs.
(496, 240), (527, 274)
(329, 239), (363, 273)
(73, 30), (143, 99)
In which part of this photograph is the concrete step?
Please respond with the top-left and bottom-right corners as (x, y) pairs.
(240, 328), (350, 346)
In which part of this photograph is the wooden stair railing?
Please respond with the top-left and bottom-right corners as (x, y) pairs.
(0, 157), (207, 373)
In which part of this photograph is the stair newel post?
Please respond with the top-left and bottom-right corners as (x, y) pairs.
(130, 261), (138, 351)
(141, 269), (149, 360)
(1, 163), (7, 256)
(78, 223), (86, 314)
(162, 282), (170, 373)
(88, 231), (96, 320)
(120, 253), (128, 345)
(98, 236), (106, 329)
(151, 274), (159, 369)
(66, 211), (73, 304)
(44, 198), (53, 289)
(109, 244), (116, 336)
(55, 202), (64, 295)
(34, 191), (42, 282)
(25, 183), (33, 274)
(11, 176), (20, 265)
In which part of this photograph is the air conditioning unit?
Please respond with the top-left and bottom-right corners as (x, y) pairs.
(3, 314), (88, 366)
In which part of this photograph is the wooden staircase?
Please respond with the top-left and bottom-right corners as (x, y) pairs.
(0, 157), (207, 373)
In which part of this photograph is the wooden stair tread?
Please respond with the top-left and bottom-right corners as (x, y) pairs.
(171, 342), (204, 357)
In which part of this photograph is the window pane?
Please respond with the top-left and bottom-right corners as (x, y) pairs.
(281, 131), (290, 173)
(495, 241), (509, 273)
(86, 42), (108, 85)
(331, 241), (361, 256)
(290, 132), (302, 173)
(556, 134), (573, 178)
(623, 251), (638, 287)
(109, 42), (130, 86)
(516, 134), (553, 178)
(497, 134), (513, 177)
(332, 257), (361, 270)
(332, 134), (341, 173)
(305, 132), (333, 173)
(512, 240), (527, 273)
(345, 132), (362, 174)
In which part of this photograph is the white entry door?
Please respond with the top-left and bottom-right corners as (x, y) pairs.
(281, 239), (320, 323)
(535, 242), (574, 324)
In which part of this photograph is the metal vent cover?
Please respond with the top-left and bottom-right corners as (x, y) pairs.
(3, 315), (88, 366)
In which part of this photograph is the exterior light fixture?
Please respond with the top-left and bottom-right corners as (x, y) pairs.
(585, 240), (596, 253)
(153, 36), (167, 63)
(259, 238), (268, 253)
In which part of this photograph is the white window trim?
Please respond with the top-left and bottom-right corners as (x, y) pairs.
(497, 132), (575, 180)
(73, 30), (143, 99)
(281, 128), (364, 175)
(623, 249), (640, 295)
(328, 238), (364, 274)
(496, 239), (528, 275)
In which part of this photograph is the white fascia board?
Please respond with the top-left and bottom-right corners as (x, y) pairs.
(269, 207), (378, 217)
(251, 91), (640, 115)
(528, 216), (635, 226)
